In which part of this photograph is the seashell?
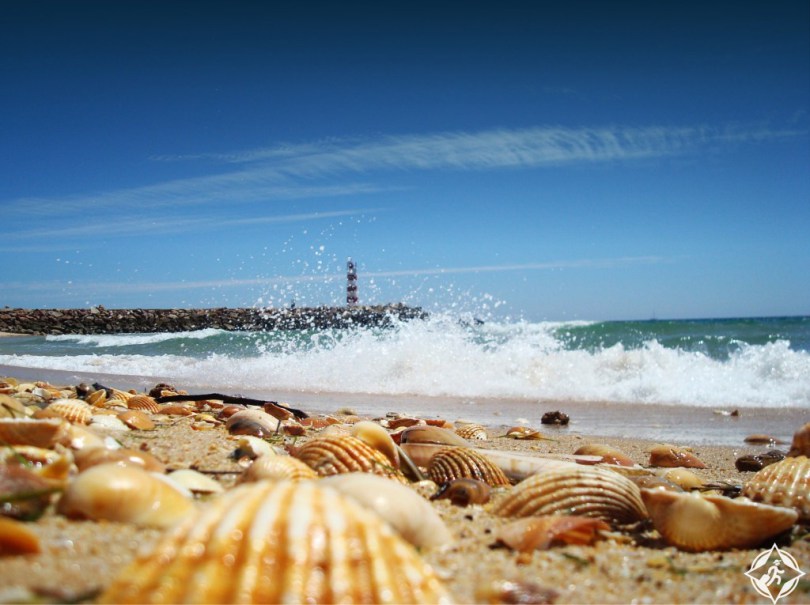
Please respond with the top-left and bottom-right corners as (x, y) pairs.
(126, 394), (160, 414)
(156, 403), (194, 416)
(0, 462), (61, 520)
(455, 423), (488, 441)
(0, 445), (65, 468)
(475, 580), (558, 605)
(90, 414), (130, 431)
(0, 394), (29, 419)
(387, 416), (424, 429)
(321, 472), (452, 549)
(427, 447), (511, 487)
(295, 435), (407, 483)
(658, 468), (704, 490)
(575, 443), (635, 467)
(98, 481), (452, 604)
(0, 516), (41, 555)
(117, 409), (156, 431)
(788, 422), (810, 457)
(736, 449), (786, 472)
(240, 454), (318, 483)
(231, 435), (277, 461)
(505, 426), (549, 440)
(494, 515), (609, 553)
(166, 469), (224, 495)
(107, 388), (133, 404)
(399, 424), (470, 447)
(45, 399), (93, 425)
(225, 409), (280, 437)
(85, 389), (107, 407)
(742, 455), (810, 520)
(641, 488), (798, 552)
(73, 447), (166, 473)
(649, 444), (707, 469)
(300, 414), (339, 429)
(0, 417), (69, 448)
(490, 465), (648, 524)
(430, 478), (492, 506)
(216, 404), (246, 420)
(351, 420), (399, 468)
(630, 475), (684, 492)
(58, 463), (194, 528)
(745, 434), (786, 445)
(64, 424), (108, 450)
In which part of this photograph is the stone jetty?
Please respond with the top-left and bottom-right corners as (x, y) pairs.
(0, 304), (426, 336)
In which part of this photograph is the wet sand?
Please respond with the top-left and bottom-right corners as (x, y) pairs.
(1, 369), (808, 603)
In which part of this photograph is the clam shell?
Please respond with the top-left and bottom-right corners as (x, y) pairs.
(788, 422), (810, 457)
(117, 409), (156, 430)
(649, 444), (707, 469)
(490, 466), (647, 524)
(45, 399), (93, 425)
(575, 443), (635, 467)
(321, 472), (452, 549)
(126, 395), (160, 414)
(58, 463), (195, 528)
(427, 447), (511, 487)
(0, 417), (69, 448)
(225, 409), (280, 437)
(295, 434), (407, 482)
(399, 424), (470, 447)
(98, 480), (451, 604)
(494, 515), (610, 553)
(73, 447), (166, 473)
(641, 489), (798, 552)
(742, 455), (810, 520)
(455, 423), (488, 441)
(431, 478), (492, 506)
(658, 468), (704, 490)
(240, 454), (318, 483)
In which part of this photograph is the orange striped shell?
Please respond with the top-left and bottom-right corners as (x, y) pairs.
(295, 435), (407, 483)
(427, 447), (510, 487)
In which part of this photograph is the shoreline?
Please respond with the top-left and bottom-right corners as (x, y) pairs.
(1, 363), (805, 447)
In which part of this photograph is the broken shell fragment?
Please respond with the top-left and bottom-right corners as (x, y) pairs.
(505, 426), (549, 440)
(0, 463), (60, 520)
(640, 488), (798, 552)
(494, 515), (610, 553)
(295, 434), (407, 482)
(490, 465), (647, 524)
(98, 480), (451, 604)
(431, 478), (492, 506)
(788, 423), (810, 457)
(0, 516), (41, 555)
(427, 447), (511, 487)
(575, 444), (635, 467)
(240, 454), (318, 483)
(0, 395), (30, 419)
(321, 472), (452, 549)
(649, 444), (707, 469)
(117, 409), (156, 431)
(58, 463), (195, 528)
(742, 455), (810, 520)
(166, 469), (224, 495)
(0, 418), (69, 448)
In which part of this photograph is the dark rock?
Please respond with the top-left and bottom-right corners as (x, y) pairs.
(541, 410), (570, 426)
(735, 449), (786, 472)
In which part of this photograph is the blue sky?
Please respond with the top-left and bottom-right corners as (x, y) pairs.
(1, 0), (808, 321)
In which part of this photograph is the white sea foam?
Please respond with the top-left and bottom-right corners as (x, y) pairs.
(45, 328), (225, 347)
(3, 317), (809, 408)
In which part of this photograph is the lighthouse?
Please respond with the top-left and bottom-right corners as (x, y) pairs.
(346, 258), (358, 306)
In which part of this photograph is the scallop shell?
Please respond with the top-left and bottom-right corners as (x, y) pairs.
(45, 399), (93, 425)
(85, 389), (107, 407)
(427, 447), (511, 487)
(788, 423), (810, 457)
(107, 388), (134, 404)
(126, 395), (160, 414)
(741, 455), (810, 520)
(295, 434), (407, 482)
(649, 444), (707, 469)
(98, 480), (451, 604)
(494, 515), (610, 553)
(489, 466), (647, 524)
(455, 423), (488, 441)
(641, 489), (798, 552)
(58, 463), (195, 528)
(321, 472), (452, 549)
(575, 443), (635, 467)
(0, 417), (69, 448)
(240, 454), (318, 483)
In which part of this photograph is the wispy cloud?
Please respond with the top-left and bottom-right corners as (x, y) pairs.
(5, 123), (802, 219)
(3, 256), (670, 295)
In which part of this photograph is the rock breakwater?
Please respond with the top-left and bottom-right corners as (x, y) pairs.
(0, 304), (426, 335)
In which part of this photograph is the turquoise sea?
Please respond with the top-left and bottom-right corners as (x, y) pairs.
(1, 314), (808, 410)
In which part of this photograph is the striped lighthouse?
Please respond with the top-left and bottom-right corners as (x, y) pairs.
(346, 258), (358, 306)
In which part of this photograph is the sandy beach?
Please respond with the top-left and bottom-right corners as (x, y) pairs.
(1, 369), (808, 604)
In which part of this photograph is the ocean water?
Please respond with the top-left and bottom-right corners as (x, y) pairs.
(1, 314), (808, 410)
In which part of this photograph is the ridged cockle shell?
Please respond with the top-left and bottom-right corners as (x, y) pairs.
(58, 463), (195, 528)
(742, 455), (810, 520)
(427, 447), (511, 487)
(126, 395), (160, 414)
(641, 489), (798, 552)
(98, 480), (452, 604)
(494, 516), (610, 552)
(321, 472), (452, 549)
(455, 423), (488, 441)
(240, 454), (318, 483)
(0, 417), (69, 449)
(46, 399), (93, 425)
(788, 423), (810, 457)
(295, 434), (407, 482)
(490, 466), (647, 524)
